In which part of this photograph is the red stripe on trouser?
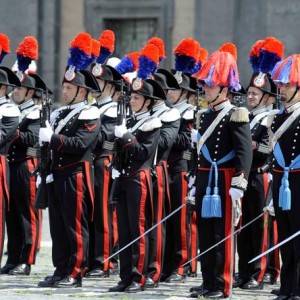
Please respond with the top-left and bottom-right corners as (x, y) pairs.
(84, 161), (95, 220)
(71, 172), (84, 278)
(112, 209), (118, 246)
(26, 158), (38, 265)
(102, 158), (111, 271)
(223, 169), (235, 297)
(190, 211), (198, 273)
(177, 172), (188, 275)
(257, 173), (269, 282)
(0, 156), (9, 204)
(152, 165), (164, 282)
(136, 171), (148, 285)
(272, 220), (281, 278)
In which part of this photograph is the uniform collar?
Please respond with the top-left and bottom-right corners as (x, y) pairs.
(66, 101), (87, 110)
(211, 100), (231, 112)
(285, 101), (300, 114)
(152, 101), (167, 112)
(134, 110), (150, 121)
(97, 96), (112, 108)
(174, 99), (188, 110)
(19, 99), (35, 112)
(0, 96), (8, 106)
(251, 106), (267, 116)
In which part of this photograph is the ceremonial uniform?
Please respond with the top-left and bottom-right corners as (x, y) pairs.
(6, 98), (40, 271)
(163, 99), (194, 279)
(270, 102), (300, 297)
(195, 101), (252, 297)
(146, 101), (181, 284)
(237, 107), (271, 287)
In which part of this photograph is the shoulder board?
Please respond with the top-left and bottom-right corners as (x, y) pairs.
(182, 108), (194, 120)
(26, 107), (40, 120)
(160, 108), (181, 123)
(0, 104), (20, 118)
(230, 107), (249, 123)
(78, 105), (100, 120)
(140, 117), (162, 132)
(103, 105), (117, 118)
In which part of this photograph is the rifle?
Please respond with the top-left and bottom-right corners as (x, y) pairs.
(35, 89), (51, 209)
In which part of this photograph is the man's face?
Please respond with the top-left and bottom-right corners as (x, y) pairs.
(12, 86), (28, 104)
(247, 86), (264, 109)
(97, 78), (105, 92)
(112, 90), (121, 102)
(130, 93), (146, 112)
(279, 83), (298, 103)
(203, 85), (221, 102)
(62, 82), (78, 104)
(0, 85), (7, 98)
(167, 89), (181, 104)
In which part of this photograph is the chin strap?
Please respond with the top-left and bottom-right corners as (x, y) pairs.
(287, 87), (299, 104)
(68, 86), (80, 105)
(209, 87), (224, 108)
(252, 91), (266, 110)
(173, 90), (185, 105)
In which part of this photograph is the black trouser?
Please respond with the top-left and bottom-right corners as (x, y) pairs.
(196, 168), (235, 297)
(49, 166), (91, 278)
(116, 170), (152, 285)
(6, 158), (39, 266)
(147, 163), (168, 282)
(237, 171), (269, 283)
(89, 156), (112, 271)
(273, 170), (300, 296)
(163, 170), (189, 277)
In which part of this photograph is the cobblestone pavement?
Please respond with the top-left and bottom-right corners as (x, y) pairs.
(0, 211), (278, 299)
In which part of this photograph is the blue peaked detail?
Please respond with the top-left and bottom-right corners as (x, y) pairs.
(200, 141), (235, 218)
(273, 143), (300, 211)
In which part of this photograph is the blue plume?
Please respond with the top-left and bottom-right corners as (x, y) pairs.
(116, 56), (134, 74)
(96, 47), (111, 64)
(0, 51), (7, 64)
(175, 55), (196, 74)
(190, 62), (201, 75)
(272, 57), (292, 84)
(137, 56), (157, 79)
(68, 47), (91, 71)
(17, 55), (32, 72)
(250, 56), (260, 73)
(259, 50), (281, 74)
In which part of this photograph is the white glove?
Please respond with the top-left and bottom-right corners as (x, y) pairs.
(188, 175), (196, 188)
(36, 175), (41, 188)
(112, 168), (120, 179)
(114, 120), (127, 138)
(268, 173), (273, 183)
(229, 187), (244, 202)
(264, 198), (275, 217)
(187, 186), (196, 206)
(39, 120), (53, 145)
(191, 129), (198, 144)
(229, 187), (243, 226)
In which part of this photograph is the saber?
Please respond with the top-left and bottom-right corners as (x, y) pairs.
(103, 202), (187, 263)
(249, 229), (300, 264)
(182, 211), (265, 267)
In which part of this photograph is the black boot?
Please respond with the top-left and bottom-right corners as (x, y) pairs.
(125, 281), (143, 293)
(0, 264), (16, 274)
(55, 276), (82, 288)
(86, 268), (109, 278)
(240, 278), (263, 290)
(144, 277), (158, 288)
(8, 264), (31, 276)
(108, 281), (130, 292)
(38, 275), (64, 287)
(165, 273), (185, 283)
(203, 290), (225, 299)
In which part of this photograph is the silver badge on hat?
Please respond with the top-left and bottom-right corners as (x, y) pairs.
(92, 63), (103, 77)
(65, 65), (76, 81)
(132, 78), (143, 91)
(254, 72), (266, 88)
(174, 71), (183, 84)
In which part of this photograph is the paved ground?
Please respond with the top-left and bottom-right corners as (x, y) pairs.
(0, 210), (279, 299)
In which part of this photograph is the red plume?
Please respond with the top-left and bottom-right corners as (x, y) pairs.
(140, 44), (159, 64)
(127, 51), (140, 69)
(262, 36), (284, 58)
(174, 38), (199, 61)
(16, 36), (39, 60)
(98, 30), (115, 52)
(91, 39), (100, 57)
(249, 39), (265, 58)
(147, 37), (166, 59)
(199, 47), (208, 64)
(219, 42), (237, 61)
(0, 33), (10, 53)
(70, 32), (92, 55)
